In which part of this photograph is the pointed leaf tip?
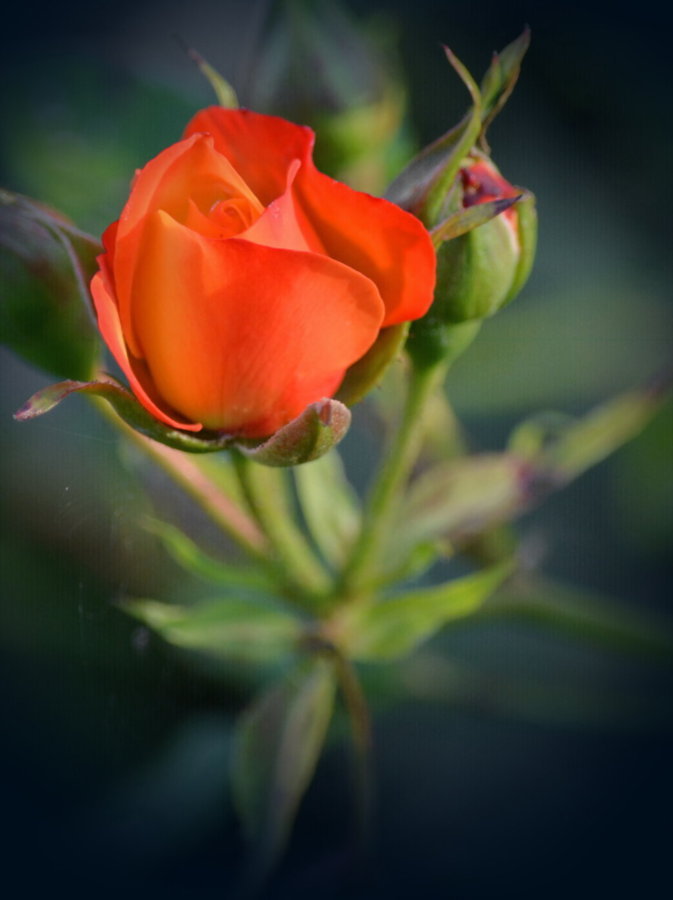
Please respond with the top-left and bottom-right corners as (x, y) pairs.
(14, 376), (237, 452)
(431, 194), (522, 247)
(479, 28), (531, 148)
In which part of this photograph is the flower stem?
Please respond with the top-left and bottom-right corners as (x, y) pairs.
(96, 399), (268, 559)
(232, 451), (333, 603)
(341, 361), (447, 594)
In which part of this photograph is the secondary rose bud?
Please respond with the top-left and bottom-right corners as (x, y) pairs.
(434, 154), (536, 324)
(90, 107), (435, 438)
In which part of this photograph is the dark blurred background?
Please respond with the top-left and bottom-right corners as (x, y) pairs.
(1, 1), (672, 897)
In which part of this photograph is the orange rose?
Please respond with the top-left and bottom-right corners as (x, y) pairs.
(91, 107), (436, 438)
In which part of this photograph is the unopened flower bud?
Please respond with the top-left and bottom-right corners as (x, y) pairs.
(433, 154), (537, 324)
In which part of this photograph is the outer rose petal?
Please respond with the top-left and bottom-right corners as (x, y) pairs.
(90, 258), (202, 432)
(295, 169), (436, 327)
(183, 107), (436, 326)
(185, 107), (314, 206)
(131, 211), (386, 436)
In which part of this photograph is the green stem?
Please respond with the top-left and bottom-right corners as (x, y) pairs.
(232, 451), (332, 604)
(331, 651), (373, 854)
(341, 361), (447, 594)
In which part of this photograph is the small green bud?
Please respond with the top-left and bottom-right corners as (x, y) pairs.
(433, 154), (537, 323)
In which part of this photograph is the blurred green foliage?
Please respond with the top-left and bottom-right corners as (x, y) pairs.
(1, 1), (671, 897)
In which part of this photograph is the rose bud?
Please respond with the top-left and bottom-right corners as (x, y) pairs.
(433, 153), (537, 324)
(90, 107), (435, 439)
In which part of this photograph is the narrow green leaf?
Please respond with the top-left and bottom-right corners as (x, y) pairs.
(231, 657), (336, 872)
(143, 517), (274, 591)
(480, 576), (673, 661)
(479, 28), (531, 147)
(293, 450), (361, 568)
(123, 596), (303, 663)
(510, 379), (671, 489)
(344, 563), (512, 661)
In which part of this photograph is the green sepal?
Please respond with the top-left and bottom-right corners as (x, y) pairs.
(231, 657), (336, 869)
(478, 28), (531, 150)
(122, 595), (303, 663)
(0, 189), (101, 379)
(13, 376), (237, 452)
(336, 322), (408, 406)
(237, 399), (351, 467)
(502, 190), (537, 306)
(406, 318), (481, 373)
(15, 376), (351, 465)
(431, 194), (521, 247)
(385, 47), (482, 224)
(340, 562), (513, 661)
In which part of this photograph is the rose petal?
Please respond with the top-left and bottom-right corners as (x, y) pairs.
(241, 160), (325, 254)
(113, 134), (263, 357)
(183, 107), (436, 327)
(90, 261), (203, 432)
(295, 168), (436, 327)
(131, 211), (386, 435)
(184, 107), (314, 206)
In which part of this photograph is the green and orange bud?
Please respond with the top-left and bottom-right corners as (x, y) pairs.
(432, 153), (536, 324)
(388, 30), (537, 369)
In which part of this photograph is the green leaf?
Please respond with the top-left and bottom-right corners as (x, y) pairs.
(479, 28), (531, 148)
(385, 47), (482, 223)
(343, 562), (512, 661)
(0, 189), (100, 379)
(387, 454), (528, 565)
(238, 398), (351, 467)
(143, 517), (274, 591)
(293, 450), (361, 568)
(231, 657), (336, 873)
(510, 378), (672, 488)
(123, 596), (303, 663)
(480, 576), (673, 660)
